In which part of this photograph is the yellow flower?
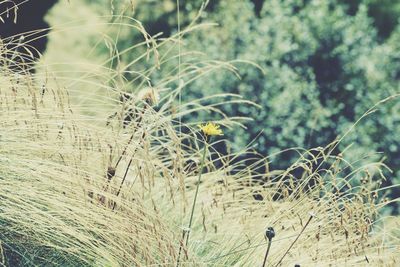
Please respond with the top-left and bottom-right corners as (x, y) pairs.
(199, 122), (223, 136)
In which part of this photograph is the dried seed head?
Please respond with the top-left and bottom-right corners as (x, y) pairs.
(138, 88), (159, 106)
(107, 166), (116, 181)
(265, 227), (275, 241)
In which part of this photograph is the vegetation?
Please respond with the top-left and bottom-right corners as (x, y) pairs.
(0, 0), (399, 266)
(98, 0), (400, 212)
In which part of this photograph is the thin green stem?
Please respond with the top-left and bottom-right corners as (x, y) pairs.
(176, 140), (208, 266)
(185, 142), (208, 247)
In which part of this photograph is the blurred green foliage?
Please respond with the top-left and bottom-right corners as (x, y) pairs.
(99, 0), (400, 211)
(339, 0), (400, 38)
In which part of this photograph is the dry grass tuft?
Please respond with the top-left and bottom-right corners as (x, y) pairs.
(0, 1), (399, 266)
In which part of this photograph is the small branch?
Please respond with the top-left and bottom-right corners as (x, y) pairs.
(175, 228), (189, 267)
(274, 214), (314, 267)
(112, 157), (133, 210)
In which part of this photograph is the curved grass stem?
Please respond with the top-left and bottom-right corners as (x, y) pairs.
(185, 142), (208, 246)
(176, 141), (208, 266)
(262, 238), (272, 267)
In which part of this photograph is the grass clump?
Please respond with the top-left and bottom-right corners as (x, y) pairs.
(0, 1), (399, 266)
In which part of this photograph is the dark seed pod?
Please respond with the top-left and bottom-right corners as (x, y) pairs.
(265, 227), (275, 241)
(107, 166), (116, 181)
(262, 227), (275, 267)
